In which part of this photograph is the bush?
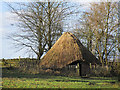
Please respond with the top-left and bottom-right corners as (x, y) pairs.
(90, 63), (120, 78)
(90, 65), (111, 77)
(115, 63), (120, 81)
(110, 62), (120, 81)
(110, 65), (118, 76)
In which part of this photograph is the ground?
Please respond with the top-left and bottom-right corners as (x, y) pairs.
(1, 67), (120, 89)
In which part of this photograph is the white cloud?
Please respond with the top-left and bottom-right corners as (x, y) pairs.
(0, 11), (3, 59)
(0, 22), (2, 59)
(0, 10), (18, 59)
(0, 12), (3, 32)
(3, 11), (18, 26)
(0, 11), (18, 35)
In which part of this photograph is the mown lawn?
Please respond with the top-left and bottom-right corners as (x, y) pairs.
(2, 67), (120, 89)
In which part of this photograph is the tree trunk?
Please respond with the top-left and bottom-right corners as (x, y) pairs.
(48, 2), (52, 50)
(97, 39), (104, 67)
(105, 3), (110, 66)
(37, 48), (43, 60)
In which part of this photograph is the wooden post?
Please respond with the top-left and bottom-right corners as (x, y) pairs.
(90, 63), (92, 69)
(79, 62), (82, 76)
(19, 56), (21, 61)
(77, 62), (82, 76)
(77, 63), (79, 76)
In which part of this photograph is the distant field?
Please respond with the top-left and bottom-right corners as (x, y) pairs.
(2, 67), (120, 89)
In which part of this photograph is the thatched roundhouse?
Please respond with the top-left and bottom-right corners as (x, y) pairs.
(40, 32), (100, 76)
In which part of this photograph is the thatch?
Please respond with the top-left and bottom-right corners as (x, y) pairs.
(40, 32), (100, 69)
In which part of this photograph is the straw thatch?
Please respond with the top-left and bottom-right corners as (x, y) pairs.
(40, 32), (100, 69)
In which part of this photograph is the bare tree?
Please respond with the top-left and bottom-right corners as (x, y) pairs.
(8, 2), (79, 60)
(74, 2), (119, 66)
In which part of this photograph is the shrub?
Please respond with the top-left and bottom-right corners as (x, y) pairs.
(110, 62), (120, 81)
(115, 63), (120, 81)
(110, 65), (118, 76)
(90, 65), (111, 77)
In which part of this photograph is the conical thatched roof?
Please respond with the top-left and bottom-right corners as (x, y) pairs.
(40, 32), (100, 69)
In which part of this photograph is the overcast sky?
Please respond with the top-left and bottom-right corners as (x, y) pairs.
(0, 0), (119, 59)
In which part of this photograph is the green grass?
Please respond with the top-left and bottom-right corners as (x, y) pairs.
(2, 67), (120, 88)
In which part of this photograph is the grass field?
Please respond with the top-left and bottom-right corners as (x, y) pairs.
(2, 67), (120, 89)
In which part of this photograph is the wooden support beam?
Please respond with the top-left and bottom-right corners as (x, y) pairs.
(79, 62), (82, 76)
(77, 62), (82, 76)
